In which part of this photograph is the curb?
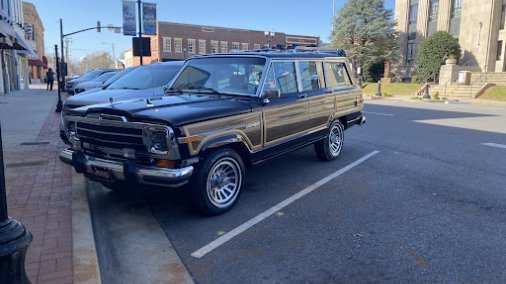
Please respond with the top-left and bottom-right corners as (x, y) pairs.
(71, 170), (102, 284)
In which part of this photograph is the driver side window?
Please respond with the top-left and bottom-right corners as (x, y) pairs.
(263, 62), (298, 97)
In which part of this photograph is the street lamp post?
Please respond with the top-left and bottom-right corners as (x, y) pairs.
(55, 45), (63, 113)
(0, 123), (33, 284)
(264, 30), (275, 48)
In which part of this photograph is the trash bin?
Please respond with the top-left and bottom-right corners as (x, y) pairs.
(458, 71), (471, 85)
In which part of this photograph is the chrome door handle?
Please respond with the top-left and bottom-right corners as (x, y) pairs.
(298, 93), (307, 99)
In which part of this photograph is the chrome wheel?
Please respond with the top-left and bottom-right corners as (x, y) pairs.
(206, 157), (242, 209)
(329, 123), (343, 157)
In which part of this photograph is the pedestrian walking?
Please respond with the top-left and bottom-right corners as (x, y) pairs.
(46, 68), (55, 91)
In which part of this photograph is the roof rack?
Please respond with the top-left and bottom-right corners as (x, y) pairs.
(228, 44), (346, 57)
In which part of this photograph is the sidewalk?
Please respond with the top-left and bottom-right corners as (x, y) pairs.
(1, 85), (78, 283)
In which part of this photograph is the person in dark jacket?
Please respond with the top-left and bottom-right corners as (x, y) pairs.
(46, 68), (55, 91)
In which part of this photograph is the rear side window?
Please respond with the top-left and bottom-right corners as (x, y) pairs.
(263, 62), (298, 96)
(325, 62), (352, 88)
(299, 61), (321, 91)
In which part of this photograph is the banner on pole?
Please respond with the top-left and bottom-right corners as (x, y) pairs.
(142, 2), (157, 35)
(122, 1), (136, 36)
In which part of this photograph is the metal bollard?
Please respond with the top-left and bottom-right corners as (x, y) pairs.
(375, 79), (382, 96)
(0, 122), (32, 284)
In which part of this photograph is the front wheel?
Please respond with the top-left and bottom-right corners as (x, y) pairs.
(314, 120), (344, 161)
(189, 148), (245, 215)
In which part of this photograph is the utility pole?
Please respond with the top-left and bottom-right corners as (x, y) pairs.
(64, 37), (71, 64)
(55, 45), (63, 113)
(60, 19), (66, 91)
(0, 122), (33, 283)
(138, 0), (143, 65)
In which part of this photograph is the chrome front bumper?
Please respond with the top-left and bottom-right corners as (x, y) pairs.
(59, 148), (193, 188)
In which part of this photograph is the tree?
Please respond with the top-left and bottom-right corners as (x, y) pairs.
(415, 31), (461, 83)
(75, 52), (114, 74)
(330, 0), (397, 83)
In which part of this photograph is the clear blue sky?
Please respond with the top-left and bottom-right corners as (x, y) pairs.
(29, 0), (395, 61)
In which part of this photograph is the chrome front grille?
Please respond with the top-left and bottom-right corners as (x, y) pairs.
(64, 114), (180, 162)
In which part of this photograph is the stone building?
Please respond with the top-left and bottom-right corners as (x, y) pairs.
(394, 0), (506, 81)
(23, 1), (46, 83)
(125, 21), (320, 65)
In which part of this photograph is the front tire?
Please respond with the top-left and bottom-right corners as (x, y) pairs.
(314, 120), (344, 161)
(189, 148), (245, 215)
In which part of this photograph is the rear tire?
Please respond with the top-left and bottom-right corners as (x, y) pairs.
(189, 148), (245, 215)
(314, 120), (344, 161)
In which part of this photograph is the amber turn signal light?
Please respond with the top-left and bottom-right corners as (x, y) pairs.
(155, 159), (175, 168)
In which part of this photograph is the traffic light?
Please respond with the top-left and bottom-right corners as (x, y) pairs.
(97, 21), (101, 32)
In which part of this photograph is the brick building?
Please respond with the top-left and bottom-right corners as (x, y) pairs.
(125, 21), (320, 66)
(23, 1), (46, 83)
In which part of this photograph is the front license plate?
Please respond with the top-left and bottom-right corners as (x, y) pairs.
(90, 165), (114, 183)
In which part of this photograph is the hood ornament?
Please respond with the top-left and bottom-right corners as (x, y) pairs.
(109, 97), (114, 105)
(146, 98), (154, 107)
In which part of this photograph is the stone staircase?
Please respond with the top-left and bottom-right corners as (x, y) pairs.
(426, 72), (506, 98)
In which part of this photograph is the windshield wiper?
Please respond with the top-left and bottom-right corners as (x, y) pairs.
(164, 87), (183, 95)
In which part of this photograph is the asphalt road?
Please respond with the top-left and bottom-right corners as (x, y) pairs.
(88, 100), (506, 283)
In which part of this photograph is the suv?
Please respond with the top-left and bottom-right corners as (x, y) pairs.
(60, 50), (366, 215)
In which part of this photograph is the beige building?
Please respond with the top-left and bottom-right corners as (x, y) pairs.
(23, 1), (46, 83)
(394, 0), (506, 81)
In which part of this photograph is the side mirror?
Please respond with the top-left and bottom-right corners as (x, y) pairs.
(264, 89), (280, 99)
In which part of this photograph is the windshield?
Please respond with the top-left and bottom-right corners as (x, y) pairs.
(103, 67), (137, 88)
(171, 57), (266, 96)
(93, 72), (117, 83)
(80, 70), (101, 80)
(107, 65), (181, 90)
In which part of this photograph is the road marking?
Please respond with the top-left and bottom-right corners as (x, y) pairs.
(363, 111), (395, 117)
(191, 150), (380, 259)
(482, 143), (506, 149)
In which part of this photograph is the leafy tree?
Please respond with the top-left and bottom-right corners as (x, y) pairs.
(75, 52), (114, 74)
(330, 0), (397, 83)
(415, 31), (461, 83)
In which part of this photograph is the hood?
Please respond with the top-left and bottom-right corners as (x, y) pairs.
(65, 87), (164, 109)
(76, 81), (102, 89)
(73, 93), (258, 127)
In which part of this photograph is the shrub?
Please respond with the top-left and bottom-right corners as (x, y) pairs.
(415, 31), (461, 83)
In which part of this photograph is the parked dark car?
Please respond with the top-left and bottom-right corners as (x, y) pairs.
(66, 69), (117, 95)
(60, 61), (184, 144)
(74, 71), (120, 94)
(60, 51), (365, 215)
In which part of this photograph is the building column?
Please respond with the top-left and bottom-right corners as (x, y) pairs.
(416, 0), (430, 37)
(438, 0), (452, 31)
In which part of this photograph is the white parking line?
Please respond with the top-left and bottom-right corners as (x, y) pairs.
(363, 111), (395, 117)
(191, 150), (380, 259)
(482, 143), (506, 149)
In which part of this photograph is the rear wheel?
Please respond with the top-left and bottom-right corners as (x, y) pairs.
(314, 120), (344, 161)
(189, 148), (245, 215)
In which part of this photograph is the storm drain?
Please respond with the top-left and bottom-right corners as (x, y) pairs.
(6, 160), (47, 168)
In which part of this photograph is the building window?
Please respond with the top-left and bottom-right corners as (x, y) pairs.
(241, 43), (249, 50)
(406, 40), (416, 65)
(254, 44), (261, 50)
(174, 38), (182, 53)
(497, 41), (503, 61)
(429, 0), (439, 21)
(451, 0), (462, 18)
(408, 3), (418, 25)
(188, 39), (196, 53)
(220, 41), (228, 53)
(162, 37), (172, 52)
(501, 0), (506, 30)
(198, 39), (206, 54)
(232, 42), (240, 50)
(211, 40), (219, 53)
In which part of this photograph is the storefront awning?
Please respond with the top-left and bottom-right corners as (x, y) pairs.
(0, 35), (13, 49)
(28, 58), (47, 68)
(13, 32), (35, 55)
